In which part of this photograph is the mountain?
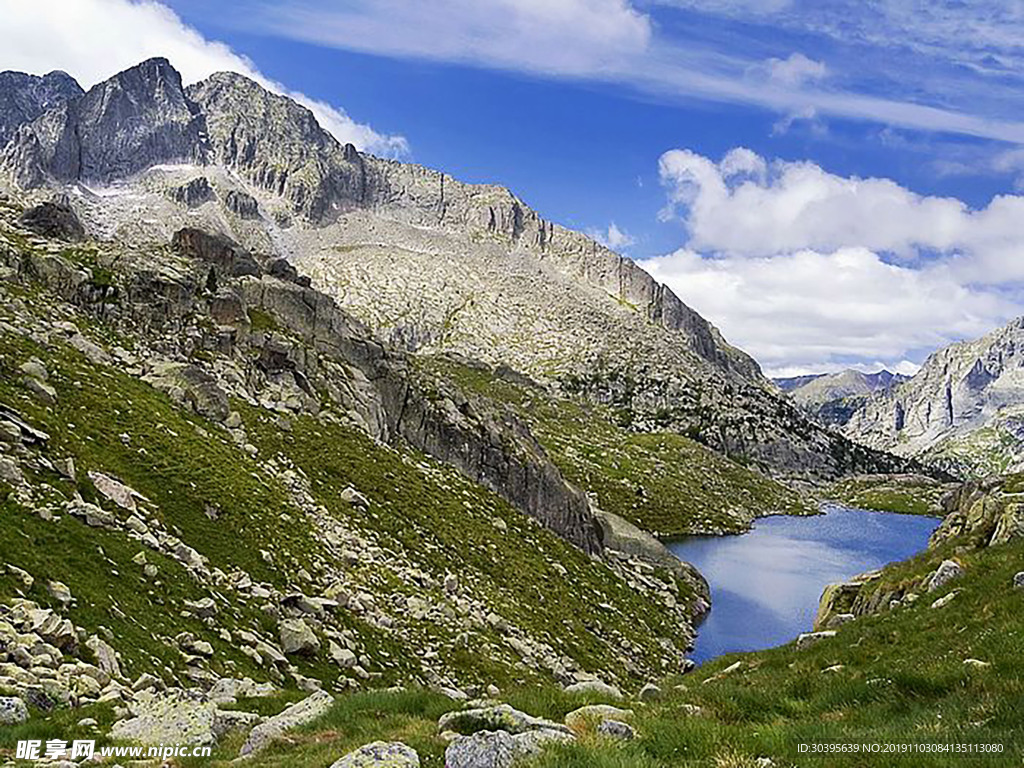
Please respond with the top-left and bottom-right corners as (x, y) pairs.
(0, 69), (82, 148)
(779, 369), (907, 427)
(0, 58), (911, 483)
(845, 318), (1024, 476)
(774, 373), (825, 392)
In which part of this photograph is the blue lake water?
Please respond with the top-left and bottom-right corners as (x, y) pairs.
(667, 505), (939, 664)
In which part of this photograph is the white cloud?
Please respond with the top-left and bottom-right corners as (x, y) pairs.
(235, 0), (1024, 147)
(588, 222), (636, 251)
(639, 247), (1016, 376)
(764, 53), (826, 88)
(658, 146), (1024, 285)
(258, 0), (652, 77)
(0, 0), (407, 156)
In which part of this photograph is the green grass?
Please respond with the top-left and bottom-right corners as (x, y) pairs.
(825, 475), (952, 516)
(419, 358), (813, 537)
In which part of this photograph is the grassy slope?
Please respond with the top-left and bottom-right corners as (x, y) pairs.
(422, 358), (813, 537)
(825, 475), (952, 516)
(0, 253), (696, 699)
(140, 535), (1024, 768)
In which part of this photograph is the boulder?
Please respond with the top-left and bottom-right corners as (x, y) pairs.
(239, 690), (334, 756)
(171, 228), (260, 278)
(108, 690), (217, 746)
(87, 472), (145, 512)
(330, 741), (420, 767)
(172, 177), (215, 208)
(637, 682), (662, 702)
(445, 730), (516, 768)
(0, 696), (28, 725)
(796, 631), (836, 649)
(19, 199), (85, 241)
(597, 719), (635, 740)
(279, 618), (320, 656)
(927, 560), (964, 592)
(1014, 571), (1024, 589)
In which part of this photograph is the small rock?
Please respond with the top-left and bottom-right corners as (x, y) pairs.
(0, 696), (28, 725)
(637, 682), (662, 702)
(330, 741), (420, 767)
(963, 658), (991, 669)
(47, 580), (73, 606)
(930, 591), (958, 609)
(796, 631), (836, 649)
(597, 719), (635, 740)
(927, 560), (964, 592)
(1013, 571), (1024, 589)
(279, 618), (320, 656)
(341, 486), (370, 508)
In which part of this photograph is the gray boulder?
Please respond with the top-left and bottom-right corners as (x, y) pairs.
(279, 618), (320, 656)
(796, 631), (836, 649)
(445, 728), (574, 768)
(108, 690), (217, 746)
(0, 696), (28, 725)
(239, 689), (333, 756)
(18, 199), (84, 241)
(597, 719), (635, 740)
(330, 741), (419, 767)
(927, 560), (964, 592)
(563, 680), (622, 699)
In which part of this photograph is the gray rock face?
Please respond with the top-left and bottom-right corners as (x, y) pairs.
(330, 741), (420, 767)
(0, 696), (28, 725)
(845, 316), (1024, 475)
(172, 177), (215, 207)
(444, 728), (574, 768)
(0, 70), (83, 148)
(18, 198), (84, 241)
(225, 189), (260, 219)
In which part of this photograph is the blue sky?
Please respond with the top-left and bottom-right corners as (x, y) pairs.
(5, 0), (1024, 375)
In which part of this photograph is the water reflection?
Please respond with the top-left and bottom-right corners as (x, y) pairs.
(667, 505), (938, 663)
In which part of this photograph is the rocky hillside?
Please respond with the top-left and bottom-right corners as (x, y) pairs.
(779, 368), (905, 427)
(0, 57), (914, 481)
(0, 191), (720, 724)
(845, 318), (1024, 477)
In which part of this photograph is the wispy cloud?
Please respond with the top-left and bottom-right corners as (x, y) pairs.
(238, 0), (1024, 147)
(588, 222), (636, 251)
(0, 0), (407, 156)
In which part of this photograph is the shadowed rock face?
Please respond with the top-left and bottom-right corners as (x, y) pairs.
(0, 70), (83, 148)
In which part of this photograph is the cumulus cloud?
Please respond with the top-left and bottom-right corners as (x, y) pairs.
(658, 146), (1024, 284)
(646, 146), (1024, 373)
(588, 222), (636, 251)
(764, 52), (827, 88)
(639, 247), (1017, 376)
(0, 0), (407, 156)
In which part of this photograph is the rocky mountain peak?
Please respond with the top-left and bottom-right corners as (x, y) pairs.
(0, 68), (83, 148)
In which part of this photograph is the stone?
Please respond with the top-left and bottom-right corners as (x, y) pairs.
(19, 359), (48, 381)
(19, 199), (85, 241)
(212, 709), (262, 740)
(239, 690), (334, 756)
(47, 580), (73, 606)
(0, 696), (28, 725)
(108, 690), (217, 746)
(931, 591), (958, 609)
(637, 682), (662, 702)
(341, 486), (370, 508)
(796, 631), (836, 650)
(330, 741), (420, 767)
(279, 618), (320, 656)
(597, 719), (635, 740)
(330, 641), (357, 668)
(87, 472), (144, 512)
(185, 597), (218, 618)
(1013, 571), (1024, 589)
(927, 560), (964, 592)
(85, 635), (122, 679)
(445, 730), (516, 768)
(563, 680), (622, 699)
(963, 658), (991, 669)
